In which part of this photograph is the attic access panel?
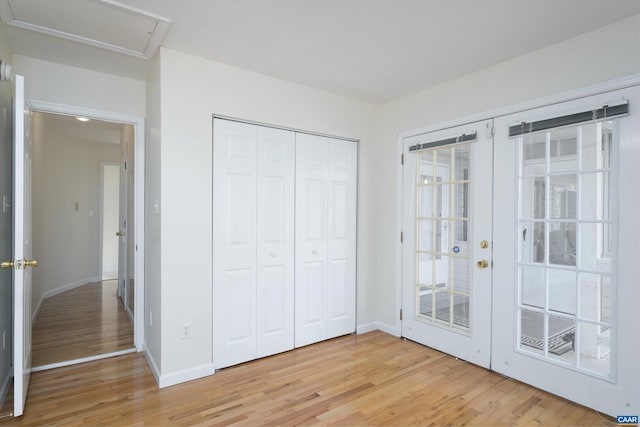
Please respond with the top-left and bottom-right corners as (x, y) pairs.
(0, 0), (170, 59)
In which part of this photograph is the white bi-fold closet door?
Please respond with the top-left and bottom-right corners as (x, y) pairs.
(295, 133), (357, 348)
(213, 119), (295, 369)
(213, 118), (357, 369)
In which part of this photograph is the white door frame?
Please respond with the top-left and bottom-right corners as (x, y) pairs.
(394, 73), (640, 338)
(29, 99), (145, 351)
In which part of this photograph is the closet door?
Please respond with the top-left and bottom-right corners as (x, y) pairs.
(327, 140), (357, 338)
(213, 119), (257, 368)
(295, 134), (329, 347)
(295, 134), (357, 347)
(256, 127), (295, 358)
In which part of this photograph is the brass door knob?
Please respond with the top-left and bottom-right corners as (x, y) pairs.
(116, 231), (125, 237)
(1, 261), (14, 269)
(477, 259), (489, 269)
(480, 240), (489, 249)
(24, 259), (38, 268)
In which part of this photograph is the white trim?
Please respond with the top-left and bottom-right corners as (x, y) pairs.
(394, 73), (640, 342)
(376, 321), (400, 337)
(398, 73), (640, 141)
(356, 322), (400, 336)
(0, 366), (12, 411)
(31, 348), (136, 372)
(143, 343), (160, 385)
(28, 99), (146, 352)
(356, 323), (377, 334)
(31, 276), (101, 322)
(158, 363), (215, 389)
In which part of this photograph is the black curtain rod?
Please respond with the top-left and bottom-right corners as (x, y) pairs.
(509, 103), (629, 137)
(408, 132), (477, 152)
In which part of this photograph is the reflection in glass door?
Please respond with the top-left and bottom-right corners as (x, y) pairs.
(417, 146), (470, 331)
(517, 121), (613, 377)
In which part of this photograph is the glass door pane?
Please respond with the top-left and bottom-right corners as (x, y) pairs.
(517, 121), (614, 378)
(415, 144), (471, 332)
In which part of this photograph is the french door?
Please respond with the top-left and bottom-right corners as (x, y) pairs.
(492, 86), (640, 416)
(401, 119), (493, 368)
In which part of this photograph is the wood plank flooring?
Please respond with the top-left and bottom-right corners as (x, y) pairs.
(31, 280), (134, 367)
(1, 331), (615, 426)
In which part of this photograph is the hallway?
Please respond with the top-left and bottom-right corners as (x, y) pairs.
(32, 280), (133, 367)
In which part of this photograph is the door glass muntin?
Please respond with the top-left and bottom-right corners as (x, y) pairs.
(414, 142), (472, 333)
(517, 120), (615, 379)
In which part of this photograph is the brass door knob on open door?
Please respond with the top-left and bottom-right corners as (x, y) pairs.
(24, 259), (38, 268)
(477, 259), (489, 269)
(116, 231), (124, 237)
(1, 261), (13, 269)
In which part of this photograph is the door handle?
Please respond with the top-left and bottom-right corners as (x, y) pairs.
(116, 231), (125, 237)
(477, 259), (489, 269)
(1, 259), (38, 269)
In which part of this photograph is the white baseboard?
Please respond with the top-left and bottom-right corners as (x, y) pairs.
(31, 348), (136, 372)
(356, 322), (378, 334)
(0, 367), (13, 411)
(158, 363), (215, 389)
(375, 321), (400, 337)
(356, 322), (400, 337)
(101, 271), (118, 280)
(143, 343), (161, 387)
(32, 276), (101, 322)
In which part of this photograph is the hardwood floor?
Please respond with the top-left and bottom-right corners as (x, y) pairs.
(1, 331), (615, 426)
(31, 280), (134, 367)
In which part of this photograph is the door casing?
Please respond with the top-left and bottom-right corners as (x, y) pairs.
(28, 99), (146, 351)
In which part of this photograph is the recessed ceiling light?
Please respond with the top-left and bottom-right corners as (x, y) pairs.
(76, 117), (90, 122)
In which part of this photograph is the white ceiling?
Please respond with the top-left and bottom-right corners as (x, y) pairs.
(4, 0), (640, 104)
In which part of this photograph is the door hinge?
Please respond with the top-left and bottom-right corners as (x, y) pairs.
(124, 161), (127, 170)
(400, 308), (403, 320)
(400, 231), (403, 243)
(401, 154), (404, 165)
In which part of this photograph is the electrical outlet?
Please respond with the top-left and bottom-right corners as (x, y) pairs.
(181, 322), (191, 339)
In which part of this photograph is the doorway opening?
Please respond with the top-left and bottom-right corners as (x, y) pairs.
(29, 111), (136, 369)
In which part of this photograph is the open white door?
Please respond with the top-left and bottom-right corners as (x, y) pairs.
(401, 120), (493, 368)
(12, 75), (34, 417)
(492, 86), (640, 416)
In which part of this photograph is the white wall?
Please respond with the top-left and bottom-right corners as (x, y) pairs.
(373, 15), (640, 331)
(12, 55), (145, 117)
(155, 47), (375, 382)
(144, 54), (162, 372)
(31, 112), (120, 310)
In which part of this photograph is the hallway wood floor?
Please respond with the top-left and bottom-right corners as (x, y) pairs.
(1, 331), (614, 426)
(31, 280), (134, 367)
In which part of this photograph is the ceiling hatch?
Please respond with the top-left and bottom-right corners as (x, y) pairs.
(0, 0), (170, 59)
